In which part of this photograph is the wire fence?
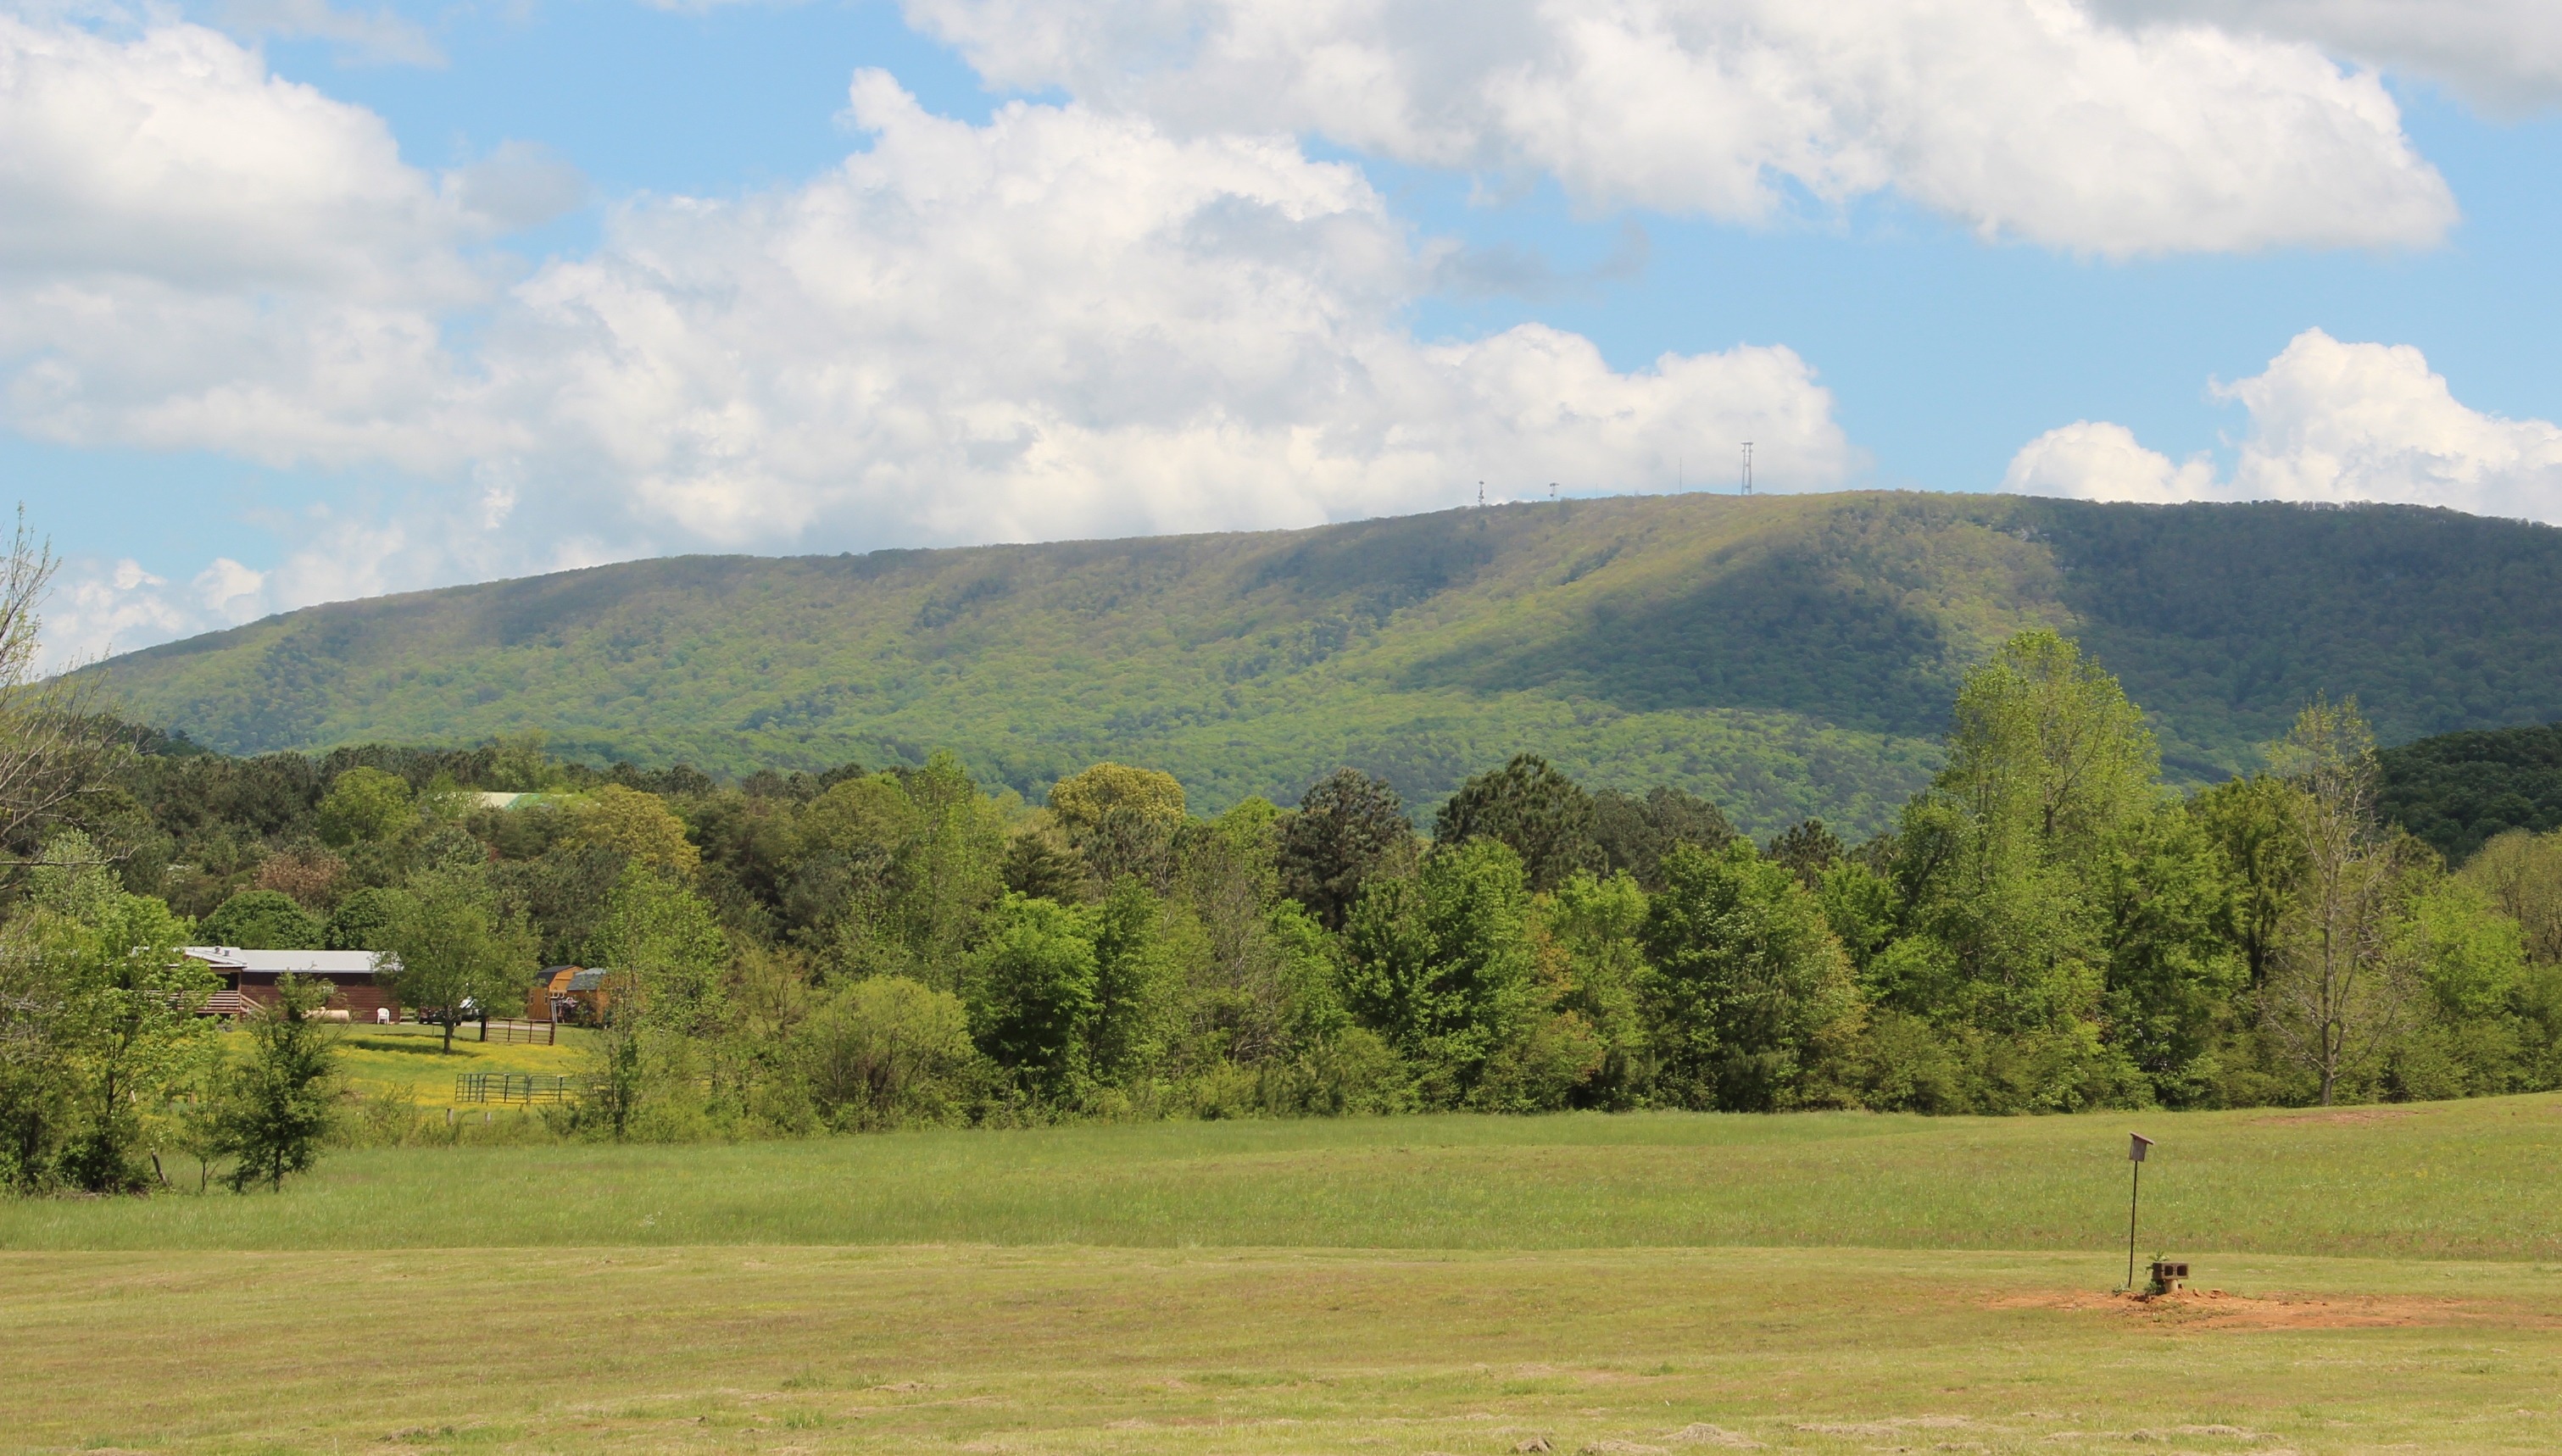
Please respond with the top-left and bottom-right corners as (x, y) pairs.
(454, 1072), (579, 1105)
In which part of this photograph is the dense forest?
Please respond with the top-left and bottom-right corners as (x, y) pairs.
(2380, 721), (2562, 864)
(14, 615), (2562, 1193)
(83, 493), (2562, 837)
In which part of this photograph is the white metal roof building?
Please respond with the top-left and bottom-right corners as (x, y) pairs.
(185, 948), (401, 1020)
(183, 948), (394, 977)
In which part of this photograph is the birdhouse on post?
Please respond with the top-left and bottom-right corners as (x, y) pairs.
(2124, 1133), (2155, 1291)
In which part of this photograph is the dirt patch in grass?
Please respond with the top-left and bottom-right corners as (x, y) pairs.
(1991, 1287), (2553, 1330)
(2252, 1105), (2432, 1126)
(1793, 1415), (1975, 1437)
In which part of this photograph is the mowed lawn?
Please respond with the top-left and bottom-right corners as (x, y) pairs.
(9, 1097), (2562, 1454)
(8, 1092), (2554, 1256)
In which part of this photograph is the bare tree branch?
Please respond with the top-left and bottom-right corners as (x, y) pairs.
(0, 505), (134, 874)
(2261, 697), (2415, 1105)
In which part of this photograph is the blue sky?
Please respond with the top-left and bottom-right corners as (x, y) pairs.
(9, 0), (2560, 662)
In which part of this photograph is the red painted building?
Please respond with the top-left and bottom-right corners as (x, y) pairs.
(186, 947), (403, 1023)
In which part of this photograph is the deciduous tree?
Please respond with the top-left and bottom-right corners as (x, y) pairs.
(2193, 774), (2307, 986)
(1175, 798), (1292, 1063)
(323, 886), (406, 952)
(380, 870), (537, 1053)
(2094, 807), (2247, 1106)
(1086, 875), (1180, 1086)
(198, 889), (326, 950)
(966, 894), (1099, 1101)
(1344, 838), (1544, 1103)
(589, 863), (729, 1037)
(565, 786), (700, 875)
(579, 864), (732, 1137)
(794, 975), (975, 1130)
(1539, 869), (1651, 1103)
(315, 768), (418, 848)
(1893, 631), (2158, 1090)
(1640, 842), (1856, 1111)
(2, 835), (211, 1192)
(2460, 829), (2562, 966)
(0, 512), (130, 878)
(1049, 761), (1185, 890)
(211, 973), (337, 1192)
(2262, 698), (2414, 1106)
(894, 755), (1009, 979)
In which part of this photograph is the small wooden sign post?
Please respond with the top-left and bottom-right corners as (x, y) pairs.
(2125, 1133), (2154, 1290)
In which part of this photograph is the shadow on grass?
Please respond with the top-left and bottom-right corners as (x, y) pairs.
(345, 1036), (470, 1057)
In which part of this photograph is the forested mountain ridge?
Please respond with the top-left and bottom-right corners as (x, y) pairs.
(87, 492), (2562, 836)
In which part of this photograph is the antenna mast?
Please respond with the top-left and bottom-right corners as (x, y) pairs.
(1740, 442), (1753, 497)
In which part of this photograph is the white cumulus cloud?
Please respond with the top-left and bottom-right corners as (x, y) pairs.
(2097, 0), (2562, 115)
(18, 50), (1857, 661)
(902, 0), (2459, 255)
(214, 0), (446, 69)
(2001, 420), (2217, 504)
(0, 17), (587, 473)
(45, 557), (192, 670)
(42, 500), (629, 670)
(471, 74), (1856, 549)
(0, 16), (484, 296)
(2003, 329), (2562, 521)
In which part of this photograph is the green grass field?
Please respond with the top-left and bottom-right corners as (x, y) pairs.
(327, 1020), (595, 1109)
(9, 1097), (2562, 1455)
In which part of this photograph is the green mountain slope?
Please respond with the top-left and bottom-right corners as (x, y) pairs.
(86, 492), (2562, 836)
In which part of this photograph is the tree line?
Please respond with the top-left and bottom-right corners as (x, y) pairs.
(9, 618), (2562, 1192)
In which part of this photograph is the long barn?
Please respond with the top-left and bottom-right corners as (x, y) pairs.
(187, 947), (400, 1022)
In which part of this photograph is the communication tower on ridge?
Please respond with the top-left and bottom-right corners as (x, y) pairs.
(1740, 442), (1754, 497)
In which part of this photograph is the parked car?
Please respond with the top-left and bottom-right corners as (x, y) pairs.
(412, 998), (482, 1027)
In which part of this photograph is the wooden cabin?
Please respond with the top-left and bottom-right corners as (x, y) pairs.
(185, 948), (401, 1022)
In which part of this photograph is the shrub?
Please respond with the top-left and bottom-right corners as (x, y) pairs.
(797, 976), (977, 1130)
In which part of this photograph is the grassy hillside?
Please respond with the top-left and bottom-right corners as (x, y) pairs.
(88, 492), (2562, 835)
